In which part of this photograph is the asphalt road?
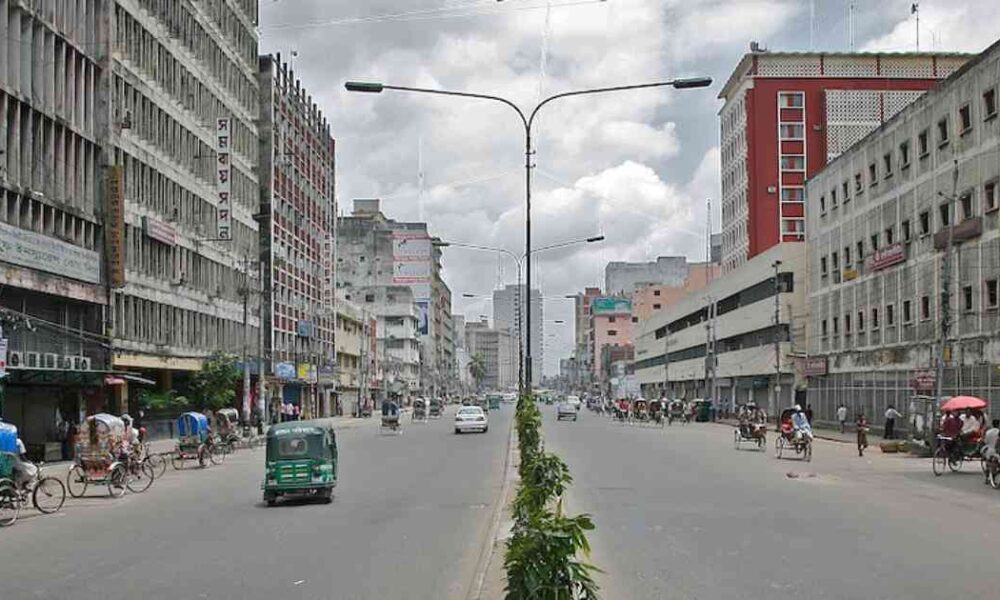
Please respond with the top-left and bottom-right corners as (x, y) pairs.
(0, 407), (512, 600)
(542, 407), (1000, 600)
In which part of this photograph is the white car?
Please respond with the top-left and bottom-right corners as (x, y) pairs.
(556, 402), (578, 421)
(454, 406), (489, 434)
(566, 395), (582, 411)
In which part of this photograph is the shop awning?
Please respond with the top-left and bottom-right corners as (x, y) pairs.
(5, 369), (156, 386)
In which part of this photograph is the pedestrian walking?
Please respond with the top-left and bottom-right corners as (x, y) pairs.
(805, 404), (814, 425)
(837, 404), (848, 433)
(856, 413), (869, 456)
(884, 405), (902, 440)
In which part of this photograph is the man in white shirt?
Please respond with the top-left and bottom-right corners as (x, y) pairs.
(837, 405), (848, 433)
(884, 405), (902, 439)
(981, 419), (999, 484)
(12, 437), (38, 490)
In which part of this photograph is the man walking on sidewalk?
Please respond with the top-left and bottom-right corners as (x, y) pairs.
(884, 405), (902, 440)
(837, 404), (848, 434)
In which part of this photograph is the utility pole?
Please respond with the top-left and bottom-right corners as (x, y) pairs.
(773, 260), (783, 414)
(934, 161), (959, 419)
(662, 324), (670, 399)
(241, 253), (251, 423)
(703, 297), (712, 401)
(711, 299), (719, 416)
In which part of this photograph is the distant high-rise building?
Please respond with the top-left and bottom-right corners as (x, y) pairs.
(466, 320), (517, 390)
(718, 50), (971, 272)
(492, 284), (542, 385)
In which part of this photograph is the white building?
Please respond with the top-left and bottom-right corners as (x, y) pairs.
(806, 38), (1000, 425)
(633, 244), (806, 413)
(466, 320), (517, 391)
(492, 284), (541, 384)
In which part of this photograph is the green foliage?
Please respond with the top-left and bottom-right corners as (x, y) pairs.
(188, 352), (240, 411)
(469, 353), (488, 390)
(505, 393), (600, 599)
(136, 390), (190, 414)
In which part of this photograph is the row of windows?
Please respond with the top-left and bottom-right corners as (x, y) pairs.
(636, 324), (790, 371)
(819, 87), (998, 215)
(654, 273), (794, 338)
(0, 189), (99, 251)
(114, 293), (248, 351)
(2, 92), (100, 215)
(817, 179), (998, 280)
(114, 8), (256, 165)
(7, 0), (102, 56)
(133, 0), (257, 116)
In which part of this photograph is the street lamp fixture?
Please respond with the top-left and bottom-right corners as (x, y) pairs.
(346, 75), (712, 393)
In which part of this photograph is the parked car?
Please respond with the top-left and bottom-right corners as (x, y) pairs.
(454, 406), (489, 434)
(556, 402), (578, 421)
(566, 395), (582, 412)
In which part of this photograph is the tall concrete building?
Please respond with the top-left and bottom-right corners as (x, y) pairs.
(571, 287), (602, 391)
(719, 49), (971, 273)
(466, 320), (517, 391)
(258, 54), (336, 419)
(336, 199), (452, 396)
(492, 284), (541, 385)
(806, 39), (1000, 427)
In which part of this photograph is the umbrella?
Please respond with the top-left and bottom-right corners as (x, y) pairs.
(940, 396), (987, 412)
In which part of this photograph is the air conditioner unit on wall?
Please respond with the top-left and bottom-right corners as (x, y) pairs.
(74, 356), (92, 371)
(60, 355), (75, 370)
(7, 351), (23, 368)
(24, 352), (40, 368)
(42, 353), (58, 369)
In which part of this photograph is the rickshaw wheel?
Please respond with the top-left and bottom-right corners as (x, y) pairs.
(775, 436), (783, 459)
(733, 430), (740, 450)
(0, 480), (20, 527)
(108, 464), (127, 498)
(804, 441), (813, 462)
(757, 434), (766, 450)
(171, 454), (185, 470)
(989, 464), (1000, 490)
(146, 454), (167, 479)
(320, 488), (333, 504)
(932, 447), (947, 476)
(126, 462), (155, 494)
(980, 457), (989, 475)
(33, 476), (66, 513)
(66, 465), (89, 498)
(210, 445), (226, 466)
(948, 454), (963, 473)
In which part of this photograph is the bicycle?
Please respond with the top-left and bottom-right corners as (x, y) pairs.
(0, 464), (67, 527)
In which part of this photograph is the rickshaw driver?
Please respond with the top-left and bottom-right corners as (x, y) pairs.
(791, 405), (813, 442)
(10, 434), (38, 490)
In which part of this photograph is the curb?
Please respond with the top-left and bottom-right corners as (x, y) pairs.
(466, 414), (517, 600)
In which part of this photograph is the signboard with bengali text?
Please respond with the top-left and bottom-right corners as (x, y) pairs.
(868, 242), (905, 271)
(0, 219), (101, 284)
(106, 165), (125, 287)
(215, 118), (233, 241)
(591, 297), (632, 315)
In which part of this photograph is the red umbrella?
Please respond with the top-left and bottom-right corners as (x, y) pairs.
(940, 396), (987, 412)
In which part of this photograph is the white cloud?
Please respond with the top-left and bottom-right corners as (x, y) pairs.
(863, 0), (999, 53)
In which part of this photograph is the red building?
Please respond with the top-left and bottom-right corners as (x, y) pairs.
(718, 50), (971, 273)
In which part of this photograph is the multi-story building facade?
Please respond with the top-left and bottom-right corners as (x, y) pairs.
(630, 262), (719, 324)
(806, 39), (1000, 426)
(466, 320), (517, 391)
(336, 199), (451, 396)
(492, 284), (541, 384)
(0, 0), (110, 450)
(634, 244), (805, 411)
(453, 314), (472, 392)
(605, 256), (690, 296)
(590, 297), (634, 387)
(719, 50), (971, 273)
(258, 53), (336, 419)
(335, 296), (367, 416)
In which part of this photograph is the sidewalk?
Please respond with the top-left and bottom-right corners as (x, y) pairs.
(717, 417), (895, 449)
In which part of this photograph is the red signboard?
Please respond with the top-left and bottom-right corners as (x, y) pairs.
(868, 242), (905, 271)
(912, 370), (936, 391)
(799, 356), (828, 377)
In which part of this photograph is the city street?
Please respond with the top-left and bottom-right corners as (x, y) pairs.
(543, 407), (1000, 600)
(0, 408), (512, 600)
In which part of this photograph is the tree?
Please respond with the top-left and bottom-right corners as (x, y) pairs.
(188, 352), (241, 411)
(469, 353), (487, 390)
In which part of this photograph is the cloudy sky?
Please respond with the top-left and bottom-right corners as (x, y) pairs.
(260, 0), (1000, 375)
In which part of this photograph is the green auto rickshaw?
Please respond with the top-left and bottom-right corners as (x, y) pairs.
(262, 420), (337, 506)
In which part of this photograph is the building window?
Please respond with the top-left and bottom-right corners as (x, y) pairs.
(820, 256), (828, 277)
(918, 129), (929, 156)
(903, 299), (912, 324)
(986, 181), (998, 212)
(857, 311), (865, 331)
(884, 226), (894, 245)
(986, 279), (999, 310)
(607, 330), (617, 336)
(780, 124), (804, 139)
(819, 195), (827, 213)
(959, 104), (973, 134)
(883, 153), (893, 178)
(962, 285), (974, 312)
(831, 188), (838, 207)
(961, 191), (975, 220)
(832, 251), (840, 270)
(781, 188), (804, 202)
(855, 173), (863, 193)
(921, 295), (931, 320)
(887, 304), (895, 326)
(937, 117), (949, 146)
(919, 211), (930, 235)
(653, 289), (661, 296)
(902, 219), (911, 242)
(821, 319), (828, 337)
(832, 316), (839, 335)
(781, 156), (805, 170)
(900, 141), (911, 168)
(871, 307), (880, 330)
(870, 233), (879, 252)
(868, 162), (878, 186)
(780, 92), (804, 108)
(608, 316), (616, 323)
(365, 293), (375, 303)
(844, 313), (852, 333)
(631, 316), (638, 323)
(652, 303), (661, 310)
(844, 245), (851, 265)
(856, 241), (864, 263)
(843, 181), (851, 203)
(984, 88), (997, 120)
(939, 203), (951, 227)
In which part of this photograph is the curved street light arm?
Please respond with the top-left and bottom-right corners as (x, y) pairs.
(380, 85), (529, 131)
(528, 80), (693, 128)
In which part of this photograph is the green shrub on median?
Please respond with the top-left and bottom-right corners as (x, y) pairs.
(505, 394), (600, 600)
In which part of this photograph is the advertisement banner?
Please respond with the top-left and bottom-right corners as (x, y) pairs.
(591, 297), (632, 315)
(143, 216), (177, 246)
(273, 362), (295, 379)
(415, 300), (430, 335)
(392, 261), (431, 283)
(391, 231), (431, 259)
(0, 219), (101, 284)
(106, 165), (125, 287)
(297, 363), (317, 383)
(215, 118), (233, 241)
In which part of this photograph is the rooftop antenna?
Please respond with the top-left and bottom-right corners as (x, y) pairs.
(848, 2), (855, 51)
(912, 2), (920, 50)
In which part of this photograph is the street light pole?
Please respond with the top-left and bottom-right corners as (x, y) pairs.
(347, 78), (711, 396)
